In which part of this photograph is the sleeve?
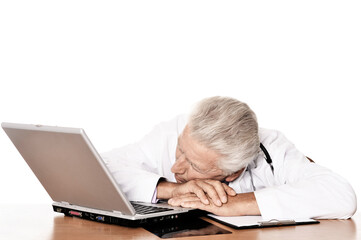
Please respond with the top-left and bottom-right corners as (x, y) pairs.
(101, 135), (163, 203)
(254, 131), (357, 220)
(101, 116), (183, 203)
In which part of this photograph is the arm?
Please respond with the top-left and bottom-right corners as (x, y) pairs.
(167, 156), (356, 218)
(102, 144), (164, 202)
(102, 115), (186, 202)
(157, 179), (237, 207)
(255, 161), (357, 219)
(168, 192), (261, 216)
(254, 130), (357, 219)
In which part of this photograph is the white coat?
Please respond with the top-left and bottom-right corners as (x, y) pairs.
(101, 115), (357, 219)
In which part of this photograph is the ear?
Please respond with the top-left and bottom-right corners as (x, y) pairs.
(225, 168), (245, 182)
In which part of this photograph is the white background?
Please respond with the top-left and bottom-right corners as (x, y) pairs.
(0, 1), (360, 211)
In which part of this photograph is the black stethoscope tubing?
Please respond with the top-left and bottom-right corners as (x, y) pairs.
(260, 143), (274, 174)
(248, 143), (274, 191)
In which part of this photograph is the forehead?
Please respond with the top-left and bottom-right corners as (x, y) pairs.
(178, 126), (221, 167)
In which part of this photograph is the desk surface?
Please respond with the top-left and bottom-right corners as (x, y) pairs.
(0, 205), (359, 240)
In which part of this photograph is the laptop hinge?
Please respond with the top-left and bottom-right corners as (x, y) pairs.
(112, 210), (123, 215)
(61, 201), (70, 206)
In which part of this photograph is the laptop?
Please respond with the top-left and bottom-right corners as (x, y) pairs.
(2, 122), (200, 227)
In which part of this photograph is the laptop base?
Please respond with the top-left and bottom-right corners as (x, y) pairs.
(53, 205), (206, 227)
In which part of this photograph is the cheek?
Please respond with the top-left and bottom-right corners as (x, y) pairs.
(185, 170), (208, 181)
(186, 169), (225, 181)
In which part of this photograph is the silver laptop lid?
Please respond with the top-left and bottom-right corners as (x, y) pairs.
(2, 122), (135, 215)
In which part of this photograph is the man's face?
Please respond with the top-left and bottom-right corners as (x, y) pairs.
(171, 125), (225, 183)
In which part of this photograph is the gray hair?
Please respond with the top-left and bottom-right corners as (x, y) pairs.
(188, 96), (260, 176)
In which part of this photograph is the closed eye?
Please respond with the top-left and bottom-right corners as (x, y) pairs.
(177, 141), (211, 174)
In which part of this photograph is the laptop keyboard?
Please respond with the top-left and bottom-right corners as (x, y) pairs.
(131, 203), (173, 215)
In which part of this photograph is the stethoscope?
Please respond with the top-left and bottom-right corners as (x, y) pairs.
(248, 143), (274, 191)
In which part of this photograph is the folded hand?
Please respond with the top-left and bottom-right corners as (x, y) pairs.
(170, 179), (236, 207)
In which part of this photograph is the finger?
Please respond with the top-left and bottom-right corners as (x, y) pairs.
(191, 185), (210, 205)
(168, 195), (201, 207)
(195, 181), (223, 206)
(181, 200), (232, 217)
(181, 200), (210, 211)
(174, 181), (210, 205)
(222, 183), (237, 196)
(205, 180), (229, 203)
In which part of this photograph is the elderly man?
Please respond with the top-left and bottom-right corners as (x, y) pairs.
(102, 96), (356, 219)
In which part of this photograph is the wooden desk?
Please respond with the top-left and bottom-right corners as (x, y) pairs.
(0, 205), (359, 240)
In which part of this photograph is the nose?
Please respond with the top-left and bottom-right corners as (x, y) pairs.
(171, 155), (188, 174)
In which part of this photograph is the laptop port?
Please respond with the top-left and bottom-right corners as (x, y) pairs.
(69, 211), (82, 217)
